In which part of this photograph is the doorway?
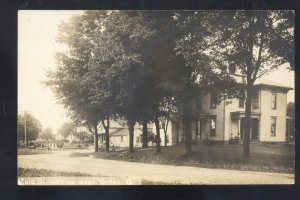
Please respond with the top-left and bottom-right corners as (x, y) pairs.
(240, 118), (259, 140)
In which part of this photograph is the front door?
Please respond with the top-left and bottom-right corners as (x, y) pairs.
(240, 118), (259, 140)
(251, 118), (259, 140)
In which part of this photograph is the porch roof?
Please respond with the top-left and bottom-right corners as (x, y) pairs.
(230, 111), (261, 120)
(194, 113), (216, 120)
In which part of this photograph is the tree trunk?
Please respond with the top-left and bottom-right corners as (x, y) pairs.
(94, 125), (99, 152)
(183, 101), (192, 155)
(154, 118), (161, 154)
(243, 84), (253, 160)
(142, 120), (148, 148)
(164, 119), (169, 146)
(128, 120), (135, 153)
(102, 118), (110, 152)
(164, 130), (167, 146)
(105, 128), (109, 152)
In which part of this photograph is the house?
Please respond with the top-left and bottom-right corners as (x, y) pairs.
(160, 76), (293, 144)
(98, 120), (150, 148)
(68, 126), (93, 143)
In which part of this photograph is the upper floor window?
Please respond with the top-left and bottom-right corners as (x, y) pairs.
(252, 91), (259, 109)
(271, 117), (276, 136)
(228, 65), (236, 74)
(210, 116), (216, 136)
(121, 136), (123, 142)
(271, 93), (277, 109)
(239, 98), (245, 108)
(210, 92), (217, 109)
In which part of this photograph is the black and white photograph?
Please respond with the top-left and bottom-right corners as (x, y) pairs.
(17, 10), (295, 185)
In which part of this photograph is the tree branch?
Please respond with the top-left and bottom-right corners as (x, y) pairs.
(256, 60), (286, 79)
(252, 32), (265, 80)
(86, 122), (95, 134)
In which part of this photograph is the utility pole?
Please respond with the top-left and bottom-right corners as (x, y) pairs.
(24, 112), (27, 149)
(19, 110), (30, 149)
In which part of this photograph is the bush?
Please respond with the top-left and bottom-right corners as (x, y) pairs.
(228, 136), (240, 145)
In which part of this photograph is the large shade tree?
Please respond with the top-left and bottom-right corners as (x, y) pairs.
(174, 11), (241, 155)
(210, 11), (294, 159)
(46, 11), (114, 152)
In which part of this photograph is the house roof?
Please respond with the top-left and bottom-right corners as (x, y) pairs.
(230, 74), (293, 91)
(254, 79), (293, 90)
(110, 128), (128, 136)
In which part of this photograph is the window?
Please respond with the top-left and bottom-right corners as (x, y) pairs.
(210, 116), (216, 136)
(210, 92), (217, 109)
(271, 117), (276, 136)
(271, 93), (277, 109)
(239, 98), (244, 108)
(121, 136), (123, 142)
(252, 91), (259, 109)
(136, 136), (140, 143)
(166, 135), (169, 144)
(228, 65), (236, 74)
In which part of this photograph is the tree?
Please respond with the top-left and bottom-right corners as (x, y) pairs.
(177, 11), (294, 158)
(208, 11), (294, 159)
(58, 122), (76, 139)
(173, 11), (230, 155)
(17, 113), (42, 147)
(46, 11), (114, 152)
(159, 97), (177, 146)
(131, 11), (185, 153)
(40, 127), (55, 142)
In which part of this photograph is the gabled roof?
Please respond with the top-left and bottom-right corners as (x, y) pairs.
(110, 128), (128, 136)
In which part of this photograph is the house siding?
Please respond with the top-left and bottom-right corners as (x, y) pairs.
(172, 83), (290, 144)
(201, 92), (225, 141)
(259, 87), (287, 142)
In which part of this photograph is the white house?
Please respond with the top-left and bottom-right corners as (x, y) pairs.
(161, 76), (293, 144)
(98, 120), (148, 148)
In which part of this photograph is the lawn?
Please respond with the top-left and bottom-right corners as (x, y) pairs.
(18, 167), (94, 177)
(70, 143), (294, 174)
(18, 148), (53, 155)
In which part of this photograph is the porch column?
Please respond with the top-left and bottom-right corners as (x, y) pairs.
(229, 115), (232, 139)
(238, 118), (241, 139)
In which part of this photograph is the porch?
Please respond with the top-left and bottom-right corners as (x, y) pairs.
(230, 111), (261, 142)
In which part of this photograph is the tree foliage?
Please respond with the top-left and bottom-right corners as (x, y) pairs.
(58, 122), (76, 139)
(17, 113), (42, 143)
(40, 127), (55, 142)
(46, 11), (293, 157)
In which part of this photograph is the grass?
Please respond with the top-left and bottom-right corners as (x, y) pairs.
(70, 143), (294, 174)
(18, 167), (94, 177)
(18, 148), (52, 155)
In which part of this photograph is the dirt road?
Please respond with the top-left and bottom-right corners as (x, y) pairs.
(18, 149), (294, 185)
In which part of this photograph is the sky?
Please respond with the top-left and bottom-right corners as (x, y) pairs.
(18, 10), (295, 131)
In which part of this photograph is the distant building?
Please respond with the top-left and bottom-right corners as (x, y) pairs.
(98, 120), (148, 148)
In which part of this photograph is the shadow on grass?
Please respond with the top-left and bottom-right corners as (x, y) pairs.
(69, 143), (294, 174)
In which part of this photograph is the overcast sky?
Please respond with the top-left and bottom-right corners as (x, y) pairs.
(18, 10), (295, 131)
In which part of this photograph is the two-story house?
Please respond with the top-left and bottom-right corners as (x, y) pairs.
(159, 76), (293, 145)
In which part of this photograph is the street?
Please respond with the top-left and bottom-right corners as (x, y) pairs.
(18, 149), (294, 185)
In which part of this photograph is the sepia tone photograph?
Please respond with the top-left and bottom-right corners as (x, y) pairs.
(18, 10), (295, 185)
